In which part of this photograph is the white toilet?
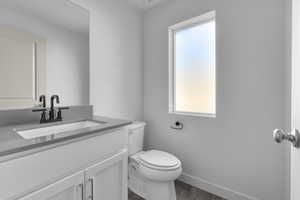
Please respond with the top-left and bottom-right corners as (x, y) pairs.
(127, 122), (182, 200)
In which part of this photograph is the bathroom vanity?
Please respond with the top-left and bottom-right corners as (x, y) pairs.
(0, 116), (131, 200)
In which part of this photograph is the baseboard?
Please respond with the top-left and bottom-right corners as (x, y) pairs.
(178, 172), (260, 200)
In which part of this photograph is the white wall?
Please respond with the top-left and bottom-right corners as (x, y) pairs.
(71, 0), (143, 120)
(67, 0), (290, 199)
(143, 0), (289, 200)
(0, 8), (89, 106)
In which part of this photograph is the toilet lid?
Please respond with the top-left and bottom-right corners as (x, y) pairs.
(139, 150), (180, 168)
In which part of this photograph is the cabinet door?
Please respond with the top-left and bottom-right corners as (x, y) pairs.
(85, 150), (128, 200)
(19, 171), (85, 200)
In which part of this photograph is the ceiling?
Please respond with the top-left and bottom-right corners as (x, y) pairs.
(0, 0), (89, 36)
(128, 0), (171, 10)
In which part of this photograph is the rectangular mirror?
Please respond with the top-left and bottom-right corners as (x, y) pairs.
(0, 0), (89, 109)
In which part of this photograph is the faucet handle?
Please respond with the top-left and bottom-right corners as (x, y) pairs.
(32, 108), (47, 123)
(56, 107), (70, 121)
(40, 110), (47, 123)
(57, 110), (62, 121)
(39, 95), (46, 108)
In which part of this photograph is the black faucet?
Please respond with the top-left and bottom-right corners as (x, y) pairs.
(49, 95), (60, 120)
(39, 95), (46, 108)
(33, 95), (69, 123)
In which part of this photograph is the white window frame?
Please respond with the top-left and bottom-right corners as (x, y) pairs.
(168, 11), (216, 117)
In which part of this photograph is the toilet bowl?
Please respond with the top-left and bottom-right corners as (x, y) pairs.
(127, 122), (182, 200)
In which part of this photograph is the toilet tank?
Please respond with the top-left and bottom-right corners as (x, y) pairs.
(127, 121), (146, 155)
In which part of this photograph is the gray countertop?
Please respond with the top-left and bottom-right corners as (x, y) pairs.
(0, 116), (131, 161)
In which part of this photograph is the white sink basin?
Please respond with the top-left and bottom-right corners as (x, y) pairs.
(17, 121), (105, 139)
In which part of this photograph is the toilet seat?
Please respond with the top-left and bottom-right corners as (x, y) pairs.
(137, 150), (181, 171)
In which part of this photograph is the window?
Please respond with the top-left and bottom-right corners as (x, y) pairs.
(168, 11), (216, 117)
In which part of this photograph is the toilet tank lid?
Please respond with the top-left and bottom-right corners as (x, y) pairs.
(126, 121), (146, 130)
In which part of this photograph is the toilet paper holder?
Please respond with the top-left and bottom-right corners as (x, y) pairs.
(171, 121), (183, 130)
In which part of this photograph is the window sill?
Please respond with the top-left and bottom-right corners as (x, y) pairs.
(168, 111), (216, 118)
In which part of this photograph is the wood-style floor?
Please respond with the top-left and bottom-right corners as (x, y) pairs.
(128, 180), (226, 200)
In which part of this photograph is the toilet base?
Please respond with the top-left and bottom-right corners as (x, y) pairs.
(129, 177), (177, 200)
(144, 180), (176, 200)
(129, 160), (177, 200)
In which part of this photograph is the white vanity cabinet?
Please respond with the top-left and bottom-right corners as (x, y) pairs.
(19, 151), (128, 200)
(85, 151), (128, 200)
(19, 171), (85, 200)
(0, 127), (128, 200)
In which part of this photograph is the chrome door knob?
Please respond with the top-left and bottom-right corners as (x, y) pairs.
(273, 129), (300, 148)
(273, 129), (286, 143)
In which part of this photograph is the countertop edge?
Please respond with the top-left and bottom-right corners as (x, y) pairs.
(0, 117), (132, 163)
